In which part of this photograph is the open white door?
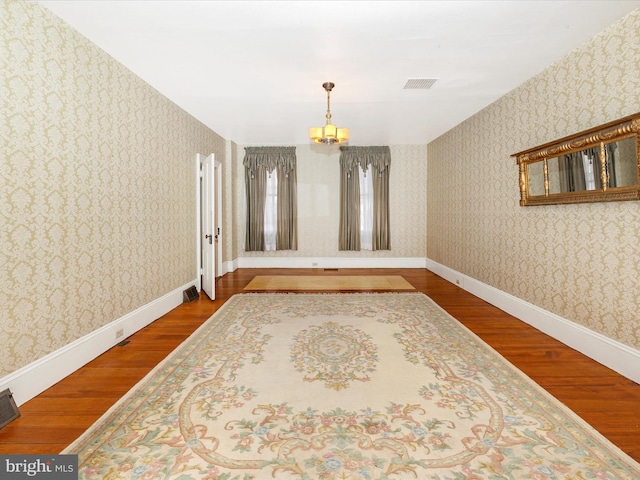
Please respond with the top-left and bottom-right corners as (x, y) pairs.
(201, 153), (215, 300)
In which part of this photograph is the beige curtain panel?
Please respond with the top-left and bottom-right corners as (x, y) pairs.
(243, 146), (297, 251)
(339, 146), (391, 251)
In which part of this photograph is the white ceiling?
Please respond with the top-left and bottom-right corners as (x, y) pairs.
(38, 1), (640, 146)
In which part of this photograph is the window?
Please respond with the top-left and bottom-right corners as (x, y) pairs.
(339, 146), (391, 251)
(243, 147), (297, 252)
(358, 165), (373, 250)
(264, 171), (278, 251)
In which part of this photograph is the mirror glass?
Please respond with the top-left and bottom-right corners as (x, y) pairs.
(555, 147), (602, 193)
(547, 157), (561, 194)
(513, 113), (640, 206)
(609, 136), (638, 188)
(527, 161), (544, 196)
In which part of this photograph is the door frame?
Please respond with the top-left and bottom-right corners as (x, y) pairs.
(214, 159), (223, 277)
(196, 154), (203, 292)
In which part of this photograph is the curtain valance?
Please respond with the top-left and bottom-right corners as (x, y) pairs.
(243, 146), (296, 176)
(339, 146), (391, 175)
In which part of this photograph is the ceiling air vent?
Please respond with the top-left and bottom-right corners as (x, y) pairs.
(403, 78), (438, 89)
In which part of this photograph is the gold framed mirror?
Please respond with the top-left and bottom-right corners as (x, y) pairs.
(513, 113), (640, 206)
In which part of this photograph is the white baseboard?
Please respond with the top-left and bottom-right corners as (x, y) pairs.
(425, 258), (640, 385)
(0, 281), (197, 406)
(236, 256), (427, 269)
(220, 259), (237, 276)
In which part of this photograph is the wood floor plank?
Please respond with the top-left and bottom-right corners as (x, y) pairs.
(1, 268), (638, 463)
(0, 444), (70, 454)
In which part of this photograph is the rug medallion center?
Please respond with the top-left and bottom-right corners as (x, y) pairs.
(291, 321), (378, 391)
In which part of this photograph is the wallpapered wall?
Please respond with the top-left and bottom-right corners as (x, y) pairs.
(234, 144), (427, 262)
(0, 1), (226, 377)
(427, 9), (640, 350)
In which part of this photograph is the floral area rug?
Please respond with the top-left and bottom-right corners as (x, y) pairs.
(63, 293), (640, 479)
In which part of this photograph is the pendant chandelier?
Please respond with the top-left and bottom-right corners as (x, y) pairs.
(309, 82), (349, 144)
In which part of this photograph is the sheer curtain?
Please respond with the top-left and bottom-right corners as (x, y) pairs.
(244, 146), (297, 252)
(358, 165), (373, 250)
(264, 171), (278, 250)
(339, 146), (391, 251)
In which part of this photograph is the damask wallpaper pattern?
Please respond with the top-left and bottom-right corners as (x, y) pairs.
(1, 1), (226, 377)
(427, 9), (640, 350)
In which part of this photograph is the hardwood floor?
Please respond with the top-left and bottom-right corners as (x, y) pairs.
(1, 268), (639, 463)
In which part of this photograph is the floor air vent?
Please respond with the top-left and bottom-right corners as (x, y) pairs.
(183, 285), (199, 303)
(0, 389), (20, 430)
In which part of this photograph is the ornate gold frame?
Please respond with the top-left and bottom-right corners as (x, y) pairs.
(513, 113), (640, 206)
